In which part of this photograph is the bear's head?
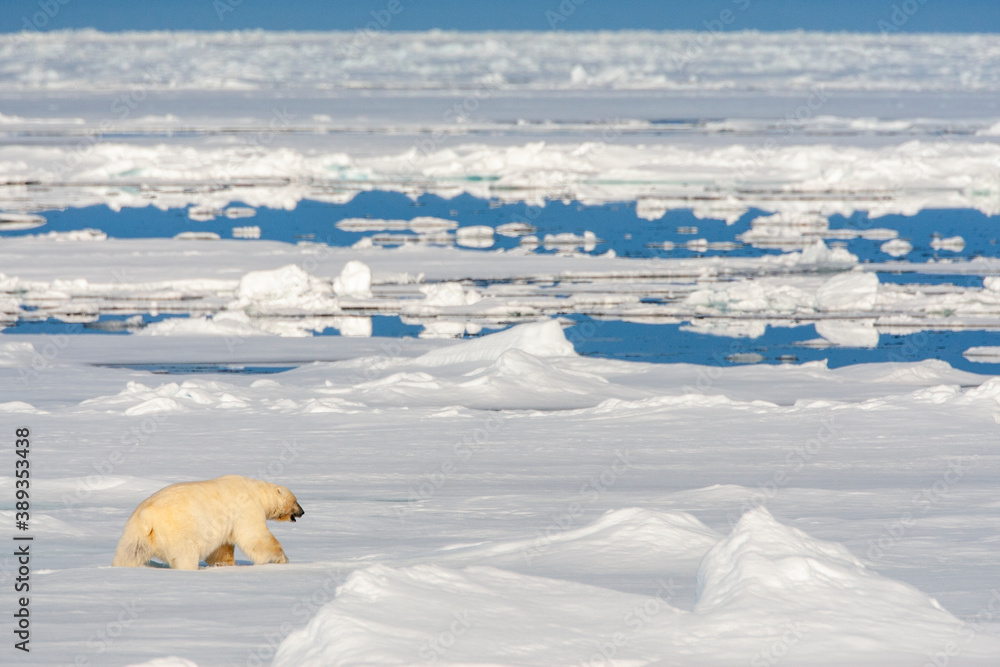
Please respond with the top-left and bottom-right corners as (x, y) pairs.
(264, 482), (305, 523)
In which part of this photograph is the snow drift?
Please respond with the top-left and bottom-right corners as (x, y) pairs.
(275, 508), (1000, 665)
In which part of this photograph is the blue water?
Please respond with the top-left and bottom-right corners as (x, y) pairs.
(4, 193), (1000, 374)
(5, 193), (999, 264)
(564, 316), (1000, 376)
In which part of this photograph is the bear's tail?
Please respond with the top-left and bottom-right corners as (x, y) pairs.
(111, 512), (155, 567)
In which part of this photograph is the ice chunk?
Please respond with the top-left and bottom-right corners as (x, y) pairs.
(231, 225), (261, 239)
(336, 216), (457, 232)
(880, 238), (913, 257)
(815, 319), (879, 347)
(495, 221), (535, 237)
(815, 272), (879, 311)
(418, 282), (481, 307)
(0, 212), (46, 230)
(173, 231), (220, 240)
(234, 264), (337, 312)
(332, 260), (372, 298)
(931, 235), (965, 252)
(455, 225), (494, 248)
(963, 346), (1000, 362)
(223, 206), (256, 219)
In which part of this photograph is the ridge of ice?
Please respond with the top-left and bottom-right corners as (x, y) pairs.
(274, 507), (998, 666)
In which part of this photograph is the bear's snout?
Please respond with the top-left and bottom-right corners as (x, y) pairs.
(290, 502), (304, 522)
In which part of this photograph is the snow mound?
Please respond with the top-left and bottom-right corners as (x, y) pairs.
(695, 507), (986, 659)
(232, 264), (337, 313)
(78, 380), (250, 414)
(870, 359), (973, 386)
(349, 348), (631, 411)
(0, 341), (37, 366)
(411, 319), (575, 367)
(439, 507), (722, 574)
(276, 509), (1000, 666)
(274, 563), (684, 667)
(448, 349), (617, 410)
(959, 377), (1000, 404)
(0, 401), (42, 413)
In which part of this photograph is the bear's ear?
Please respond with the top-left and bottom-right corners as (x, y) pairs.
(276, 487), (284, 495)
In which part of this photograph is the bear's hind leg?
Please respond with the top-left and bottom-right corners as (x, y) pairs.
(205, 543), (235, 567)
(168, 550), (201, 570)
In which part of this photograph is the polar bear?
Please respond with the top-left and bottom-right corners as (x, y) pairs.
(112, 475), (304, 570)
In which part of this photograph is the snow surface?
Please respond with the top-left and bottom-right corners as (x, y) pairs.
(3, 322), (1000, 665)
(2, 27), (1000, 667)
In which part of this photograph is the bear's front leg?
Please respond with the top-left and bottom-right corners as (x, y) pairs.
(235, 531), (289, 565)
(205, 543), (236, 566)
